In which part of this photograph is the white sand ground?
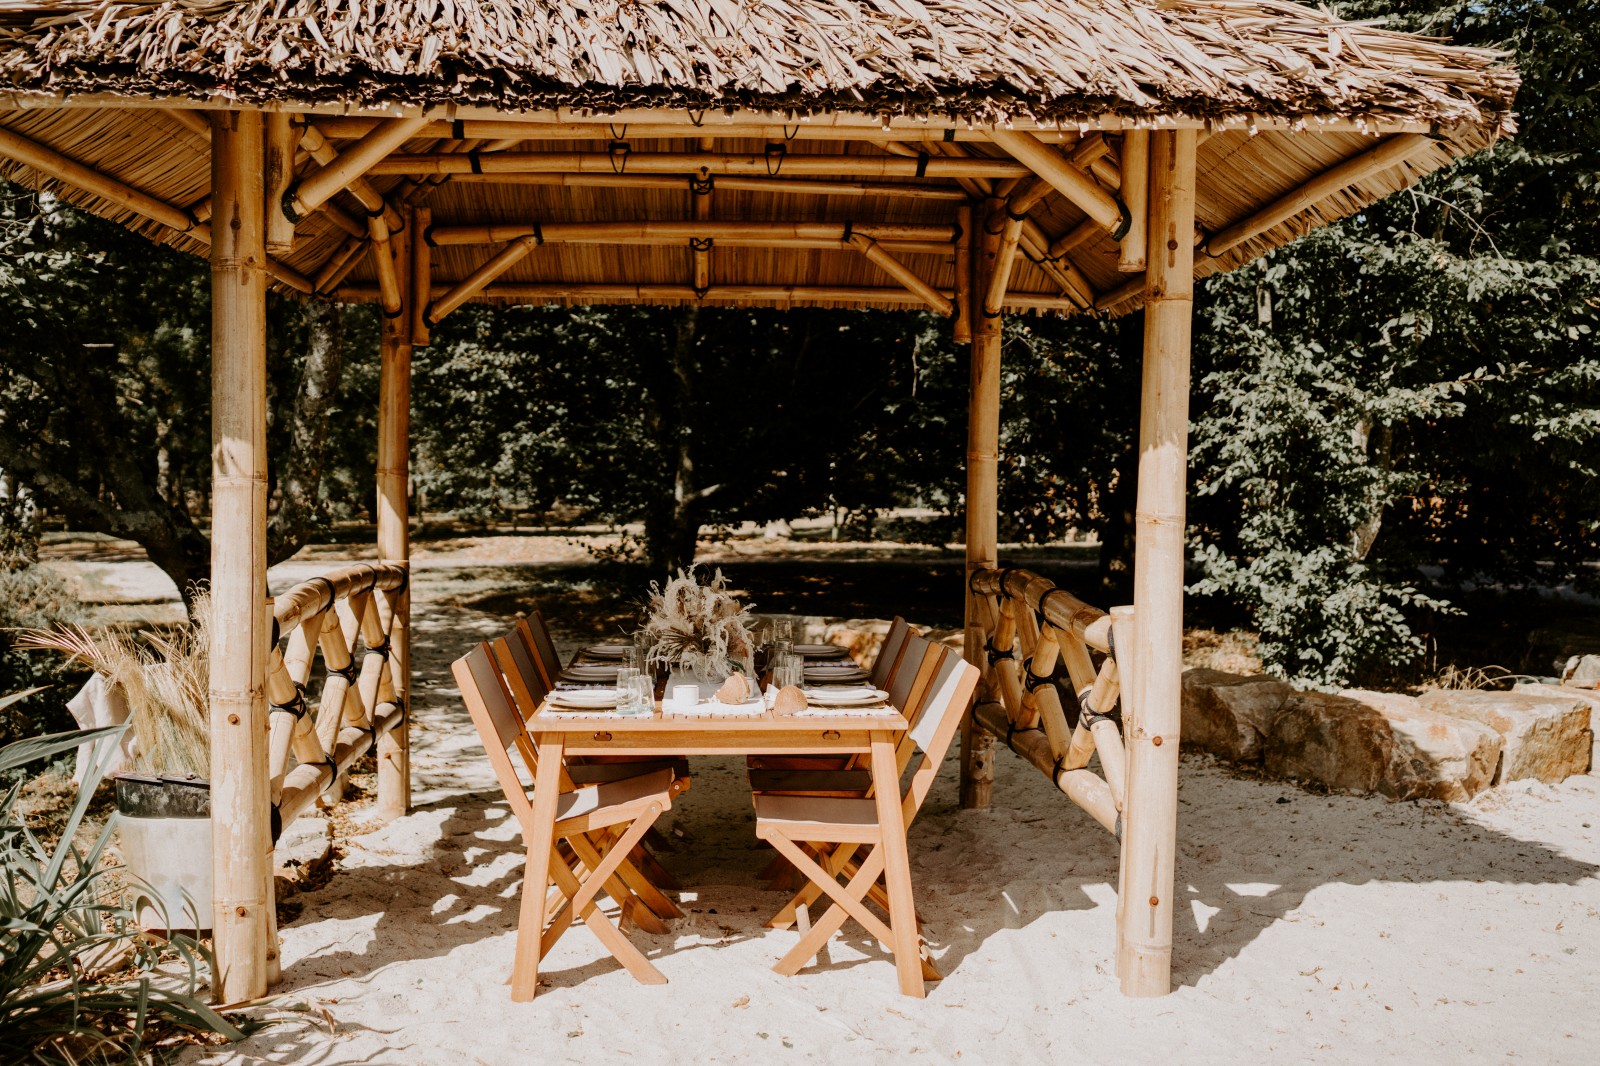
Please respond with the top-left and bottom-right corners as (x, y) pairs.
(169, 599), (1600, 1066)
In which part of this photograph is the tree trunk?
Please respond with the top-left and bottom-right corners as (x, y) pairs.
(267, 300), (345, 565)
(642, 308), (705, 574)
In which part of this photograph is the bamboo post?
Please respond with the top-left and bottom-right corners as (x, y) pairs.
(208, 110), (272, 1003)
(959, 196), (1003, 810)
(410, 206), (432, 346)
(952, 204), (973, 345)
(1118, 130), (1149, 273)
(376, 263), (414, 820)
(263, 113), (296, 256)
(1120, 128), (1196, 998)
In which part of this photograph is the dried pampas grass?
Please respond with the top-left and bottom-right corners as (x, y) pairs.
(15, 593), (211, 778)
(643, 567), (753, 680)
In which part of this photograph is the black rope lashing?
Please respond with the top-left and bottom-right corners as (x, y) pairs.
(270, 682), (310, 719)
(1106, 623), (1118, 664)
(1021, 657), (1053, 693)
(1077, 684), (1120, 729)
(325, 662), (358, 684)
(452, 118), (466, 139)
(984, 641), (1015, 667)
(1036, 586), (1078, 629)
(689, 173), (714, 196)
(689, 236), (714, 254)
(310, 575), (338, 615)
(467, 149), (482, 175)
(608, 141), (630, 173)
(764, 142), (787, 175)
(915, 151), (930, 179)
(366, 637), (393, 661)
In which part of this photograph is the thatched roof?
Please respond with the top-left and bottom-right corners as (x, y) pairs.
(0, 1), (1515, 131)
(0, 2), (1518, 317)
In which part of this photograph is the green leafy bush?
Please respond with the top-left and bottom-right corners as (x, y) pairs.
(0, 564), (86, 745)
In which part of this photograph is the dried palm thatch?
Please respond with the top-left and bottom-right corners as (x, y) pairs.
(0, 1), (1515, 132)
(14, 594), (211, 778)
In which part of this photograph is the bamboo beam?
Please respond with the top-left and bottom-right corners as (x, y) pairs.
(264, 113), (297, 255)
(972, 702), (1118, 834)
(208, 110), (272, 1003)
(436, 171), (968, 200)
(427, 236), (542, 324)
(295, 121), (404, 231)
(425, 220), (955, 246)
(409, 206), (431, 346)
(968, 568), (1112, 652)
(340, 281), (1079, 311)
(286, 115), (431, 220)
(987, 129), (1128, 236)
(162, 108), (212, 139)
(1019, 221), (1094, 308)
(1118, 131), (1150, 273)
(368, 214), (404, 317)
(367, 151), (1029, 180)
(952, 204), (973, 345)
(960, 197), (1004, 810)
(1121, 128), (1197, 999)
(318, 117), (1000, 144)
(1205, 133), (1434, 257)
(847, 234), (953, 316)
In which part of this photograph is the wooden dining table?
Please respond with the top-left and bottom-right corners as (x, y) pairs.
(523, 701), (926, 995)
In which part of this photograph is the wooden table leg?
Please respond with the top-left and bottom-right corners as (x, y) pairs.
(870, 730), (924, 998)
(513, 734), (565, 1001)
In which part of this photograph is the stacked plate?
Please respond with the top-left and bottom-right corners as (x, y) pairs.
(546, 688), (617, 711)
(793, 643), (850, 660)
(802, 685), (890, 707)
(580, 644), (630, 659)
(561, 664), (620, 684)
(804, 661), (870, 684)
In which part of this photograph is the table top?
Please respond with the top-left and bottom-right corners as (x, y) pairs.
(531, 702), (907, 734)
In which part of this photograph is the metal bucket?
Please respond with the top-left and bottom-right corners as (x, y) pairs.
(114, 773), (212, 934)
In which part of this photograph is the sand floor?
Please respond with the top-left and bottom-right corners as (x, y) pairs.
(171, 598), (1600, 1066)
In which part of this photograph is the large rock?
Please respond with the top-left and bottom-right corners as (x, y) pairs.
(1181, 669), (1292, 764)
(1419, 690), (1592, 784)
(1265, 691), (1400, 795)
(1341, 690), (1503, 801)
(1512, 683), (1599, 776)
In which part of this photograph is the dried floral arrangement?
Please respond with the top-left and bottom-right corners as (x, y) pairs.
(15, 593), (211, 778)
(642, 567), (753, 680)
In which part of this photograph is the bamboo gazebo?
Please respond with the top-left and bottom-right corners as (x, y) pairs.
(0, 0), (1514, 1001)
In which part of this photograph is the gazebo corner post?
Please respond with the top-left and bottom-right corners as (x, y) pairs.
(375, 211), (415, 821)
(208, 109), (273, 1002)
(1119, 128), (1196, 997)
(959, 196), (1004, 810)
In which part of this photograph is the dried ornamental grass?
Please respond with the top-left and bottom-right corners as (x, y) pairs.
(13, 593), (211, 778)
(643, 567), (754, 680)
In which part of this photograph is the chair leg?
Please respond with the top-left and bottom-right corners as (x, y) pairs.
(774, 846), (887, 976)
(768, 843), (857, 929)
(548, 849), (667, 986)
(568, 834), (674, 931)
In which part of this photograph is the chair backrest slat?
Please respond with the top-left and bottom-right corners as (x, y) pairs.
(453, 642), (537, 826)
(496, 625), (549, 720)
(886, 633), (931, 713)
(902, 646), (980, 818)
(870, 617), (912, 691)
(527, 610), (565, 687)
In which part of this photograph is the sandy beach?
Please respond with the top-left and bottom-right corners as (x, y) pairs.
(178, 599), (1600, 1066)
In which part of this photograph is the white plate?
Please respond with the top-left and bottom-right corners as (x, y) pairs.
(548, 690), (618, 709)
(582, 645), (629, 658)
(793, 644), (849, 658)
(804, 687), (890, 707)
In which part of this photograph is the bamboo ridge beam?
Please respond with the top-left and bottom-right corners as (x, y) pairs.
(988, 129), (1128, 237)
(286, 115), (431, 220)
(1205, 133), (1434, 257)
(316, 117), (1002, 144)
(339, 281), (1082, 311)
(847, 233), (953, 316)
(426, 220), (956, 246)
(435, 171), (968, 201)
(366, 150), (1030, 180)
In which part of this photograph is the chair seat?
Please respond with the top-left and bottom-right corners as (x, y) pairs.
(754, 794), (884, 844)
(749, 768), (872, 796)
(555, 768), (677, 833)
(568, 758), (690, 786)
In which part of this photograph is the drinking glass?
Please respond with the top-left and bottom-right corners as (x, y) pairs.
(620, 645), (643, 672)
(615, 666), (641, 714)
(630, 675), (655, 716)
(632, 628), (653, 664)
(773, 618), (794, 643)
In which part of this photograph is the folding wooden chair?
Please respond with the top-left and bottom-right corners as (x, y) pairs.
(869, 616), (913, 691)
(454, 642), (682, 998)
(491, 624), (689, 899)
(754, 644), (978, 992)
(750, 635), (939, 926)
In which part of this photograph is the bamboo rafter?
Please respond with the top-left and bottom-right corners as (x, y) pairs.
(267, 563), (409, 836)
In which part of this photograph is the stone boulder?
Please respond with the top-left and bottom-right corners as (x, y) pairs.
(1340, 690), (1502, 801)
(1512, 683), (1599, 776)
(1181, 669), (1292, 764)
(1419, 690), (1592, 784)
(1265, 691), (1401, 795)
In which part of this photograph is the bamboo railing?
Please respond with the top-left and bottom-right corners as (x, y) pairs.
(265, 562), (409, 837)
(967, 567), (1131, 836)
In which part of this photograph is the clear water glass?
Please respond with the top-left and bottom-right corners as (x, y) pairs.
(630, 675), (655, 716)
(773, 618), (794, 643)
(620, 645), (643, 672)
(615, 666), (641, 713)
